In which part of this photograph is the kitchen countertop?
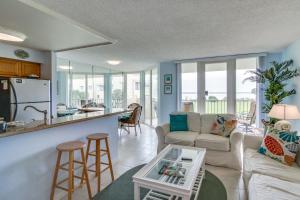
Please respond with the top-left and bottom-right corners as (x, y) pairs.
(0, 109), (128, 138)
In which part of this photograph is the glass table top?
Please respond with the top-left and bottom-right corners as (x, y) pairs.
(145, 147), (201, 183)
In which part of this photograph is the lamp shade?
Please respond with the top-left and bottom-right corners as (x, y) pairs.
(268, 104), (300, 120)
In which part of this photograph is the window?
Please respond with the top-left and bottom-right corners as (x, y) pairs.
(71, 74), (86, 107)
(151, 68), (158, 126)
(205, 62), (227, 114)
(236, 57), (258, 121)
(127, 73), (141, 105)
(111, 74), (124, 109)
(145, 70), (151, 125)
(181, 63), (197, 112)
(57, 58), (109, 109)
(179, 57), (258, 117)
(88, 74), (104, 104)
(144, 68), (158, 127)
(93, 75), (105, 104)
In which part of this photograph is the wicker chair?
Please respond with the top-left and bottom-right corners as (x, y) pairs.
(119, 105), (143, 135)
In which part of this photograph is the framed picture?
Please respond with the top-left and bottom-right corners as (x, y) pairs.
(164, 74), (172, 84)
(164, 85), (172, 94)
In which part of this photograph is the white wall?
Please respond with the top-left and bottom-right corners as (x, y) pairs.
(0, 42), (57, 116)
(0, 115), (119, 200)
(0, 42), (53, 79)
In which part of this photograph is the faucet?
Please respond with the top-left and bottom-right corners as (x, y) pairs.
(24, 106), (48, 125)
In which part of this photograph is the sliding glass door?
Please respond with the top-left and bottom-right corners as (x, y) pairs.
(151, 68), (158, 126)
(205, 62), (227, 114)
(144, 68), (158, 127)
(71, 74), (86, 107)
(181, 63), (197, 112)
(145, 71), (151, 125)
(236, 57), (258, 122)
(180, 58), (258, 117)
(111, 74), (124, 110)
(127, 73), (141, 105)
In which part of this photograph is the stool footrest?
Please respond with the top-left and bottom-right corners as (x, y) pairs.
(100, 152), (107, 157)
(59, 160), (83, 171)
(56, 185), (69, 192)
(88, 151), (97, 156)
(88, 169), (96, 173)
(56, 177), (69, 186)
(101, 166), (110, 173)
(88, 151), (107, 157)
(87, 166), (110, 173)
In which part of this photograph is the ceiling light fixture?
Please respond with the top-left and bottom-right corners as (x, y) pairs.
(0, 26), (26, 42)
(107, 60), (121, 65)
(59, 65), (73, 70)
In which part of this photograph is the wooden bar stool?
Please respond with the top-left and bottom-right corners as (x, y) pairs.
(50, 141), (92, 200)
(84, 133), (114, 192)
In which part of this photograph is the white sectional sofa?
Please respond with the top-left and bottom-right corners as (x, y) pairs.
(155, 113), (243, 170)
(244, 134), (300, 200)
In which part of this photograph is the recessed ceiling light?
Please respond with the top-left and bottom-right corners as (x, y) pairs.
(0, 26), (26, 42)
(59, 65), (73, 70)
(107, 60), (121, 65)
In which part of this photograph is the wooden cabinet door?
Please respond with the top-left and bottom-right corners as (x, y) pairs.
(0, 58), (20, 77)
(20, 62), (41, 78)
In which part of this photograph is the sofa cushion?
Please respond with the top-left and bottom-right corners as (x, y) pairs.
(187, 112), (201, 132)
(200, 114), (235, 134)
(244, 148), (300, 187)
(249, 174), (300, 200)
(170, 114), (188, 132)
(171, 112), (201, 132)
(259, 129), (300, 166)
(210, 115), (237, 137)
(165, 131), (198, 146)
(195, 134), (230, 151)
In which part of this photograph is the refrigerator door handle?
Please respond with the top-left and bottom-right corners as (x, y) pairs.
(9, 79), (18, 121)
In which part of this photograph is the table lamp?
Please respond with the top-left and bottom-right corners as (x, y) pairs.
(268, 104), (300, 131)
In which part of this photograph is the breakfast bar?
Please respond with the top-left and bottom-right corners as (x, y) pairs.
(0, 110), (125, 200)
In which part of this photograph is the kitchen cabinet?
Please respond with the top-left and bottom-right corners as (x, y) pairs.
(0, 58), (20, 77)
(0, 57), (41, 78)
(20, 62), (40, 77)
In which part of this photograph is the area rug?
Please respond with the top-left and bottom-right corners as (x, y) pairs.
(93, 164), (227, 200)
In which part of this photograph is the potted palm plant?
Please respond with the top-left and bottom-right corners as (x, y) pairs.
(244, 60), (299, 127)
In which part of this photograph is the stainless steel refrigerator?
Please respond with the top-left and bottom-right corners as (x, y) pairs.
(0, 77), (51, 122)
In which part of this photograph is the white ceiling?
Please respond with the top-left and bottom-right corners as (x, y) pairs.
(0, 0), (111, 51)
(8, 1), (300, 71)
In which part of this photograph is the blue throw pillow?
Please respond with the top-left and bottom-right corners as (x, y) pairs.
(170, 114), (188, 132)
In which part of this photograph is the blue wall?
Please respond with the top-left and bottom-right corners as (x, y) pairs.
(282, 38), (300, 130)
(258, 53), (282, 124)
(158, 62), (177, 124)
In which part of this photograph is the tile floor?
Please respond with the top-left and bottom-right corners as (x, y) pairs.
(61, 124), (247, 200)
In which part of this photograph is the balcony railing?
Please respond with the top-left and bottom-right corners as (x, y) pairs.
(182, 92), (255, 115)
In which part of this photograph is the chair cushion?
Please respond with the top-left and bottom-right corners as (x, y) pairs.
(258, 129), (300, 166)
(200, 114), (236, 134)
(165, 131), (198, 146)
(170, 114), (188, 132)
(195, 134), (230, 151)
(244, 148), (300, 186)
(249, 174), (300, 200)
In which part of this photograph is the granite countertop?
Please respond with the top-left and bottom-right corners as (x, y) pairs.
(0, 109), (128, 138)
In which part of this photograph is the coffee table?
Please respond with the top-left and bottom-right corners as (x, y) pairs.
(132, 144), (206, 200)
